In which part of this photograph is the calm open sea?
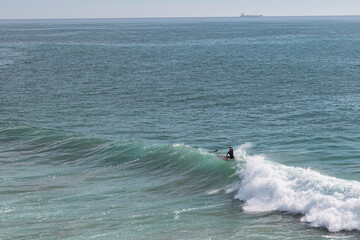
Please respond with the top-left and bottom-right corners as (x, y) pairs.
(1, 16), (360, 239)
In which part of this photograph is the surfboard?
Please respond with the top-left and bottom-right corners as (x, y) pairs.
(217, 155), (235, 161)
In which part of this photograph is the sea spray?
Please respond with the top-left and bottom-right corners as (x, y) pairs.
(233, 144), (360, 232)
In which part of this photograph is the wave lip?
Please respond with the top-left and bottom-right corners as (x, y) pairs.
(234, 144), (360, 232)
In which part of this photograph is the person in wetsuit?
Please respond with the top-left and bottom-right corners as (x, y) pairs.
(226, 147), (234, 159)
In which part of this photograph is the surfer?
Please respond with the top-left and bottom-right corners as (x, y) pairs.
(226, 147), (234, 160)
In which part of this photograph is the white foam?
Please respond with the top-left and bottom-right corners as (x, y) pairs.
(0, 207), (14, 213)
(172, 143), (185, 147)
(322, 235), (355, 239)
(207, 189), (222, 195)
(233, 144), (360, 232)
(173, 143), (194, 148)
(174, 204), (224, 220)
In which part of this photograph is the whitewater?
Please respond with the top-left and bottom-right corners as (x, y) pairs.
(232, 144), (360, 232)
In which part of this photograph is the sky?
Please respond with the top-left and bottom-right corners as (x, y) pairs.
(0, 0), (359, 19)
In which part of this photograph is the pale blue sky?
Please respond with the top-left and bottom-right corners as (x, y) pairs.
(0, 0), (359, 19)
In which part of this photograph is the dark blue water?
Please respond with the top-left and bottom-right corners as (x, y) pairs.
(1, 16), (360, 239)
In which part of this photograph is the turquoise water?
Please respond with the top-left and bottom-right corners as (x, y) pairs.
(1, 16), (360, 239)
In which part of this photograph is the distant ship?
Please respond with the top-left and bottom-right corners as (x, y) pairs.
(240, 13), (263, 17)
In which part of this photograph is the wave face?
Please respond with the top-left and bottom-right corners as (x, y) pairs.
(0, 125), (236, 185)
(233, 144), (360, 232)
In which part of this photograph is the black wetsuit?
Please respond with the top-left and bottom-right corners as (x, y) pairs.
(227, 149), (234, 159)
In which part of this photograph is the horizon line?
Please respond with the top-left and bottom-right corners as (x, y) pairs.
(0, 14), (360, 21)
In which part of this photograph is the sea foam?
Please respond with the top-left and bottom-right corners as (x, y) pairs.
(233, 144), (360, 232)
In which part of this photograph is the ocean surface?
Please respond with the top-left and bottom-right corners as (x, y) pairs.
(1, 16), (360, 239)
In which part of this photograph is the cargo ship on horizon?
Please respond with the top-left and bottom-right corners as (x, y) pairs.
(240, 13), (263, 17)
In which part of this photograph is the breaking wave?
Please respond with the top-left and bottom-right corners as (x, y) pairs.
(2, 125), (360, 232)
(233, 143), (360, 232)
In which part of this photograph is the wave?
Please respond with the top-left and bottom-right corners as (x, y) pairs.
(0, 125), (236, 181)
(2, 125), (360, 232)
(233, 143), (360, 232)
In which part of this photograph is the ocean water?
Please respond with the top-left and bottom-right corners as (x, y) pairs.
(1, 16), (360, 239)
